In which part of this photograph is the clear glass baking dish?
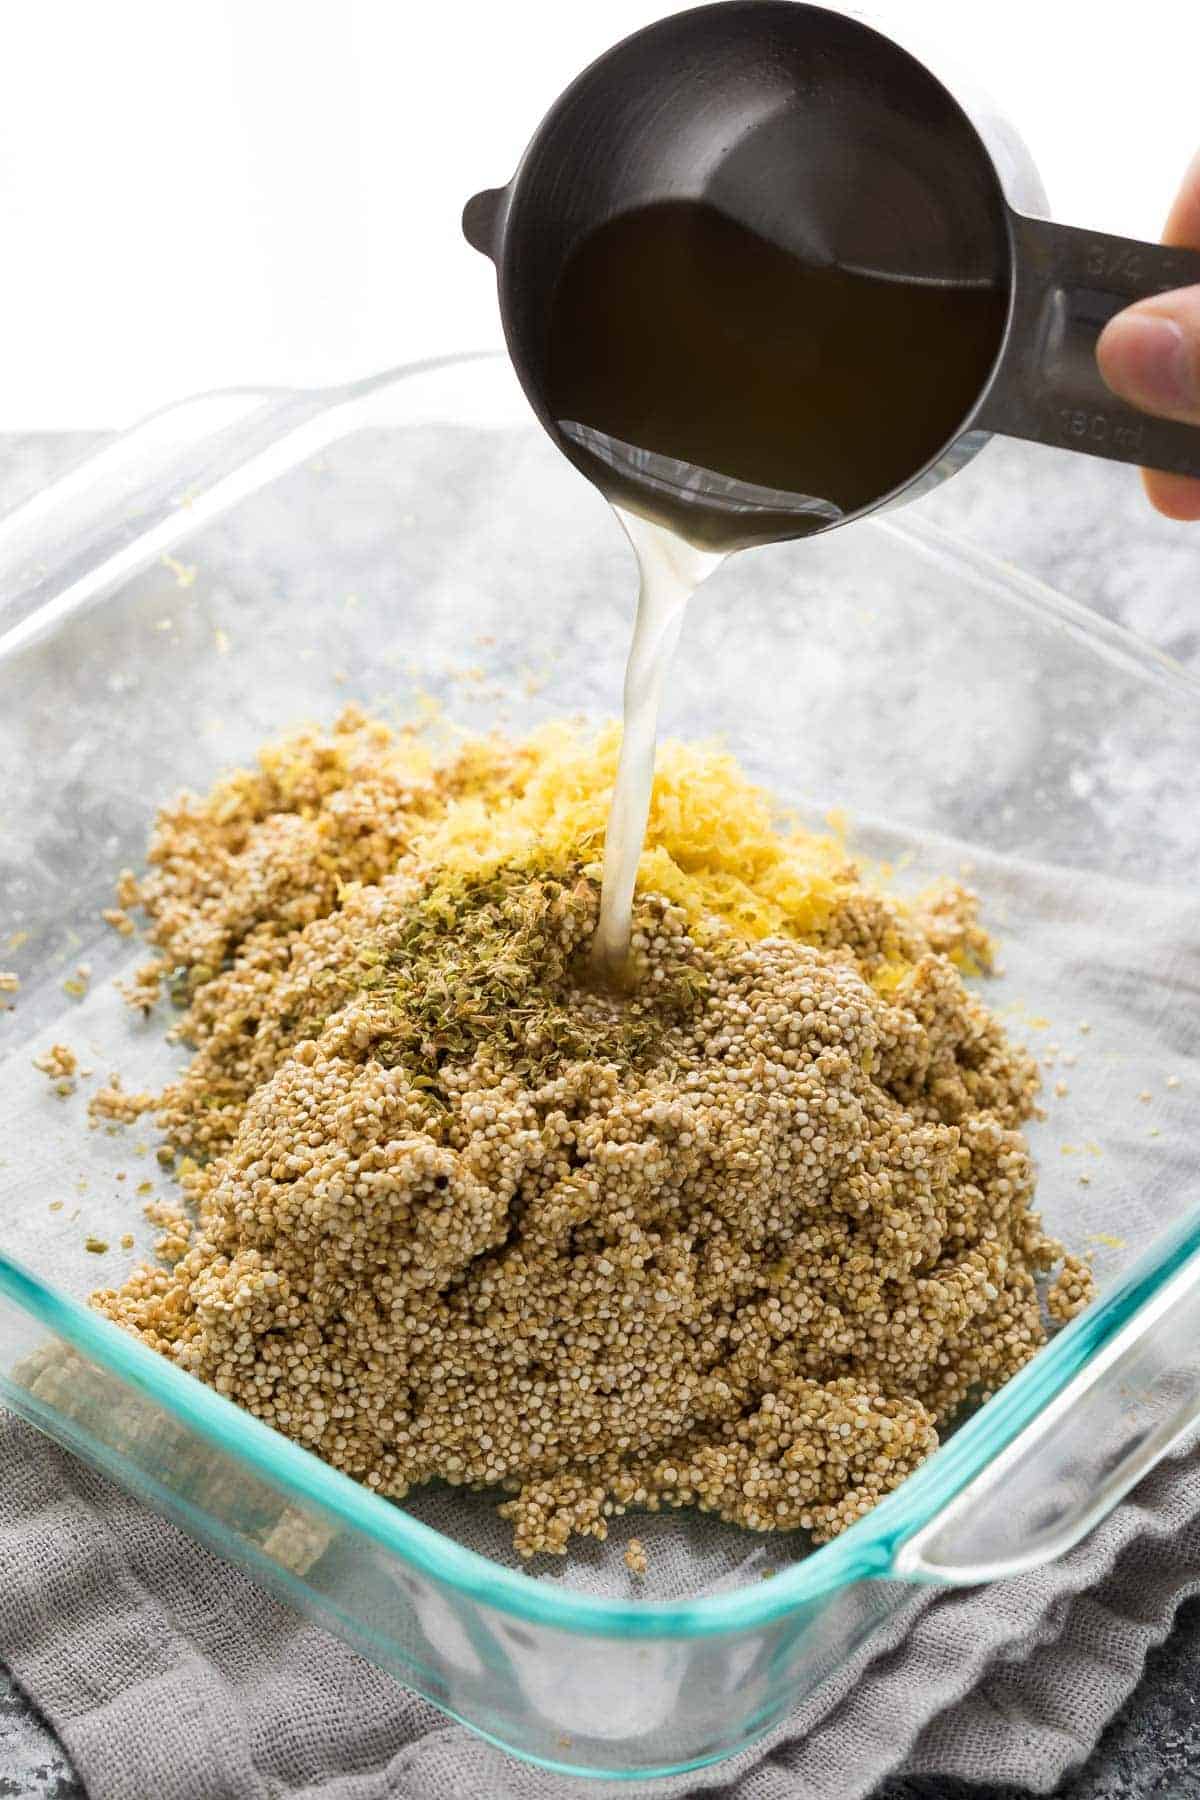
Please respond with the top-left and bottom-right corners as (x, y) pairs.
(2, 352), (1200, 1781)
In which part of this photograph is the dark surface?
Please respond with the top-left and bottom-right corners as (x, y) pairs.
(2, 429), (1199, 1798)
(0, 1668), (80, 1800)
(871, 1600), (1200, 1799)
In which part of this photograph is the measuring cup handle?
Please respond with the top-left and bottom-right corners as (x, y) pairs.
(976, 212), (1200, 477)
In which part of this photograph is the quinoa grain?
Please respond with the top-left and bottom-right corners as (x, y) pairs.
(32, 1043), (78, 1087)
(90, 712), (1094, 1556)
(624, 1539), (648, 1577)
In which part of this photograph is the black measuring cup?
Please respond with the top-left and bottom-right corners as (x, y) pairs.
(464, 1), (1200, 547)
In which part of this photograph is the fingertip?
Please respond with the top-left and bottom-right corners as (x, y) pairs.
(1142, 467), (1200, 521)
(1163, 144), (1200, 247)
(1097, 310), (1194, 416)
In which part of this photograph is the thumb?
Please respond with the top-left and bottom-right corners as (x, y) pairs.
(1096, 147), (1200, 520)
(1096, 288), (1200, 423)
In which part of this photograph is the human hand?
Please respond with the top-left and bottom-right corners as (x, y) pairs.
(1096, 150), (1200, 520)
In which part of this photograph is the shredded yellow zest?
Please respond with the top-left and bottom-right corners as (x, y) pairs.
(417, 721), (850, 943)
(177, 707), (989, 989)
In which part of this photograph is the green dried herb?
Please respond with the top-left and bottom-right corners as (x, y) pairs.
(350, 864), (707, 1085)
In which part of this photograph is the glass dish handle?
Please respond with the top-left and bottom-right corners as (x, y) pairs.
(0, 353), (512, 660)
(0, 383), (359, 658)
(893, 1250), (1200, 1584)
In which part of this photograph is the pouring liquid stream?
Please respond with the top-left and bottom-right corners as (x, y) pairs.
(591, 512), (722, 984)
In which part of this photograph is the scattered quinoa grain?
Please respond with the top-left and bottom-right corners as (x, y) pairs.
(84, 1237), (109, 1255)
(624, 1539), (648, 1577)
(88, 1079), (156, 1127)
(32, 1044), (77, 1086)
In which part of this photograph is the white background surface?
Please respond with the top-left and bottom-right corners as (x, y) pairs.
(0, 0), (1196, 428)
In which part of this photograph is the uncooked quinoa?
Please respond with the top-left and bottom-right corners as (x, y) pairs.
(92, 706), (1093, 1556)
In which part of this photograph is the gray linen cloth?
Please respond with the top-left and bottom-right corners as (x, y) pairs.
(1, 1413), (1198, 1799)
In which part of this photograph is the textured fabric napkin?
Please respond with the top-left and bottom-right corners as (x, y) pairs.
(1, 1411), (1199, 1800)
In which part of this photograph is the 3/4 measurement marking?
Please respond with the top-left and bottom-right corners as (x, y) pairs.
(1059, 407), (1144, 453)
(1083, 238), (1198, 294)
(1084, 241), (1145, 285)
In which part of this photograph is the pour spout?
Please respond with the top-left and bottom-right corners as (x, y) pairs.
(462, 187), (506, 260)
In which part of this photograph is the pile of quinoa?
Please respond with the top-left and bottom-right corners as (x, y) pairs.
(92, 707), (1093, 1557)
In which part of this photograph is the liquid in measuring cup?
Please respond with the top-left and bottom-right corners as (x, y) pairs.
(546, 197), (1007, 552)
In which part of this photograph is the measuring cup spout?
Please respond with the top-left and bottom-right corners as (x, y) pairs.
(463, 188), (506, 260)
